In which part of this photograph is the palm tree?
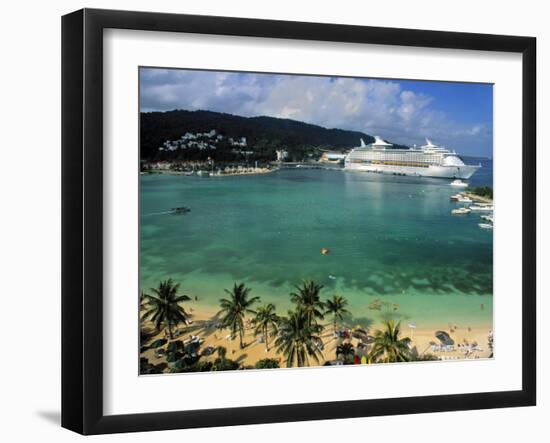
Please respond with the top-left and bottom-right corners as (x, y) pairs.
(253, 303), (279, 351)
(218, 282), (259, 349)
(336, 342), (355, 363)
(290, 280), (325, 327)
(325, 294), (350, 333)
(368, 320), (412, 363)
(275, 309), (323, 368)
(141, 279), (191, 339)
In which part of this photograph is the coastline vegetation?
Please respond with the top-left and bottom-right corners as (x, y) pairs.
(140, 109), (374, 164)
(468, 186), (493, 200)
(139, 278), (455, 374)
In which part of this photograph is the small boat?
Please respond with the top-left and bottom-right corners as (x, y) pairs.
(452, 207), (471, 215)
(450, 179), (468, 187)
(457, 196), (473, 203)
(328, 275), (336, 280)
(170, 206), (191, 214)
(470, 204), (494, 211)
(450, 193), (462, 201)
(480, 214), (494, 223)
(321, 247), (330, 255)
(478, 223), (493, 229)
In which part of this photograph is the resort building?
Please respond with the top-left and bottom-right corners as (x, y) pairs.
(276, 149), (289, 161)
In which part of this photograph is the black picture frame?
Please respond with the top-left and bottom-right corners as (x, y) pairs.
(62, 8), (536, 435)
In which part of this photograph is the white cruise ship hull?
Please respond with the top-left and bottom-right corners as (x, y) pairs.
(345, 162), (480, 179)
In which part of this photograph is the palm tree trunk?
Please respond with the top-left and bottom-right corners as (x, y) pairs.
(168, 321), (173, 340)
(264, 327), (269, 352)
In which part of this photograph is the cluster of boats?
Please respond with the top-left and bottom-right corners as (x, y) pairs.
(450, 192), (494, 229)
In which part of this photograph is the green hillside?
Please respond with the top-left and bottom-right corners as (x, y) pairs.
(140, 109), (406, 163)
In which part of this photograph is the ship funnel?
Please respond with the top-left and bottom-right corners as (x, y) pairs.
(360, 138), (367, 148)
(373, 136), (392, 147)
(425, 138), (436, 147)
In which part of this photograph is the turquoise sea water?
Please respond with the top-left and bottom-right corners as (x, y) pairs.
(140, 158), (493, 329)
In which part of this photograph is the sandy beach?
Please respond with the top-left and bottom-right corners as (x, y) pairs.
(462, 191), (493, 204)
(141, 303), (493, 372)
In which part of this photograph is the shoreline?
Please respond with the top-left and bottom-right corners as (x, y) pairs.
(462, 191), (493, 204)
(141, 303), (493, 372)
(141, 166), (278, 177)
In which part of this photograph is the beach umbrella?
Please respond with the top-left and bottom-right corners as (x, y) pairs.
(166, 351), (183, 363)
(435, 331), (454, 346)
(154, 362), (168, 373)
(201, 346), (215, 356)
(167, 340), (184, 353)
(150, 338), (167, 348)
(172, 359), (188, 371)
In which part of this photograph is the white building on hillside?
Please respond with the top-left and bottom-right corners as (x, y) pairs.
(276, 150), (288, 161)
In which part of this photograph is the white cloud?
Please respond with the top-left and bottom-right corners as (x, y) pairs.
(140, 69), (492, 155)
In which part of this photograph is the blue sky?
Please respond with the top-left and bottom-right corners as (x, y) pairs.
(140, 68), (493, 157)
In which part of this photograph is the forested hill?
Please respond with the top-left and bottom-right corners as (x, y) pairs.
(140, 109), (399, 163)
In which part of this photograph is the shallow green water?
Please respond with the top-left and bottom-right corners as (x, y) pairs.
(140, 166), (493, 329)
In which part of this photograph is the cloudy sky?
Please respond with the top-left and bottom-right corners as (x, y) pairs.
(140, 67), (493, 157)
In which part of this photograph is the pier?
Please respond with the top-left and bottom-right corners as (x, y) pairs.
(271, 161), (343, 171)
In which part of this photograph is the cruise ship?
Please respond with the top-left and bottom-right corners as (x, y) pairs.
(344, 137), (480, 179)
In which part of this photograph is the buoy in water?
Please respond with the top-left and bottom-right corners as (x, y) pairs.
(321, 247), (330, 255)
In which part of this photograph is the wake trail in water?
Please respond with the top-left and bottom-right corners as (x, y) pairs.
(142, 211), (174, 217)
